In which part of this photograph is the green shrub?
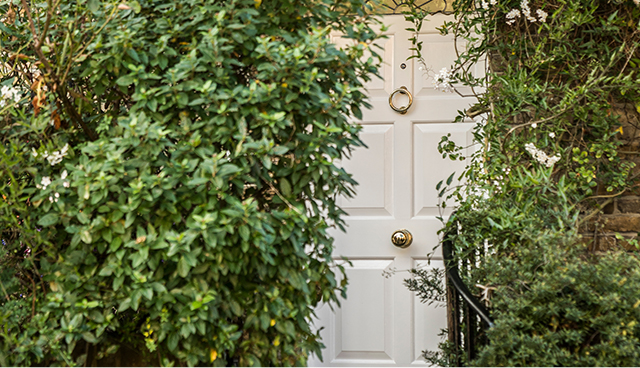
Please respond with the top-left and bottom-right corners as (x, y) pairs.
(476, 239), (640, 366)
(0, 0), (382, 365)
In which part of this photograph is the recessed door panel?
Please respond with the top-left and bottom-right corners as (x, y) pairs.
(340, 124), (394, 217)
(413, 122), (475, 217)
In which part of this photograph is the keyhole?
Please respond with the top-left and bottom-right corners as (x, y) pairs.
(400, 63), (407, 69)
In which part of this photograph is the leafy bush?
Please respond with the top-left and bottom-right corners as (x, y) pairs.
(0, 0), (382, 365)
(402, 0), (640, 365)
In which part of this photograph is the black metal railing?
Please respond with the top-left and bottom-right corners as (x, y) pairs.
(442, 236), (493, 365)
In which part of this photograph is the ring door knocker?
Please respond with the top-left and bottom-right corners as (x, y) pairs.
(388, 86), (413, 114)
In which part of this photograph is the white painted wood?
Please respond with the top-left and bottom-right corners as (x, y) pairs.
(309, 14), (477, 367)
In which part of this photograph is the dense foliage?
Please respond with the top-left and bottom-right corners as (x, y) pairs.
(405, 0), (640, 365)
(0, 0), (382, 365)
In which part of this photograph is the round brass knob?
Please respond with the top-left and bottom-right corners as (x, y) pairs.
(391, 229), (413, 249)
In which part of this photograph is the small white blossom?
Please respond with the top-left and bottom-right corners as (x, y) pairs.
(506, 0), (547, 25)
(32, 148), (38, 157)
(63, 181), (70, 188)
(44, 143), (70, 166)
(0, 85), (21, 106)
(434, 67), (454, 93)
(38, 176), (52, 190)
(506, 8), (521, 25)
(520, 0), (536, 22)
(525, 142), (561, 167)
(531, 123), (537, 128)
(61, 170), (68, 179)
(536, 9), (548, 23)
(549, 132), (556, 138)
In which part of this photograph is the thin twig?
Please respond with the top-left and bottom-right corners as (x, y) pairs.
(261, 177), (303, 216)
(577, 198), (613, 226)
(20, 0), (98, 140)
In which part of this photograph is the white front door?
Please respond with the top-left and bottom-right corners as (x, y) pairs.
(309, 14), (477, 367)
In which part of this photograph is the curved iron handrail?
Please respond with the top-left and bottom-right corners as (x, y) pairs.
(442, 236), (494, 328)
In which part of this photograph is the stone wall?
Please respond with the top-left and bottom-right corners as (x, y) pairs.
(580, 101), (640, 251)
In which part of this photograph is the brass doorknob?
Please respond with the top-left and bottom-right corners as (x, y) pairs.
(391, 229), (413, 248)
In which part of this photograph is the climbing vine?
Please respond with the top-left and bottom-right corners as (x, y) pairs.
(405, 0), (640, 365)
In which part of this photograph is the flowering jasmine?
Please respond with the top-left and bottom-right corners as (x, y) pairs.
(506, 9), (521, 25)
(525, 142), (560, 167)
(0, 85), (21, 107)
(44, 143), (69, 166)
(434, 67), (454, 93)
(506, 0), (547, 25)
(536, 9), (548, 23)
(37, 176), (52, 190)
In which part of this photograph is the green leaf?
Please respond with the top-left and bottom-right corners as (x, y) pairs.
(116, 74), (135, 86)
(118, 298), (131, 312)
(280, 178), (292, 197)
(141, 288), (153, 301)
(167, 333), (179, 351)
(239, 225), (250, 242)
(177, 256), (191, 278)
(38, 213), (59, 227)
(113, 275), (124, 291)
(216, 164), (241, 178)
(110, 237), (123, 252)
(82, 331), (98, 344)
(446, 172), (455, 186)
(87, 0), (99, 13)
(81, 230), (92, 244)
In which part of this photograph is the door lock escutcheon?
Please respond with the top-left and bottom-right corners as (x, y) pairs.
(391, 229), (413, 249)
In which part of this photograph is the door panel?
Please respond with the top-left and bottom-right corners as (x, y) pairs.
(310, 14), (477, 367)
(339, 124), (394, 217)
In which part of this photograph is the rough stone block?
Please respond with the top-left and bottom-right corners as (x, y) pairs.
(617, 196), (640, 214)
(602, 214), (640, 232)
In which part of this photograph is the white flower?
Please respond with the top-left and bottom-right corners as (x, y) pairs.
(520, 0), (536, 22)
(536, 9), (548, 23)
(1, 85), (21, 104)
(525, 142), (561, 167)
(32, 148), (38, 157)
(549, 132), (556, 138)
(63, 181), (70, 188)
(61, 170), (68, 179)
(44, 144), (70, 166)
(507, 1), (547, 25)
(38, 176), (52, 190)
(531, 123), (537, 128)
(506, 8), (521, 25)
(434, 67), (454, 93)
